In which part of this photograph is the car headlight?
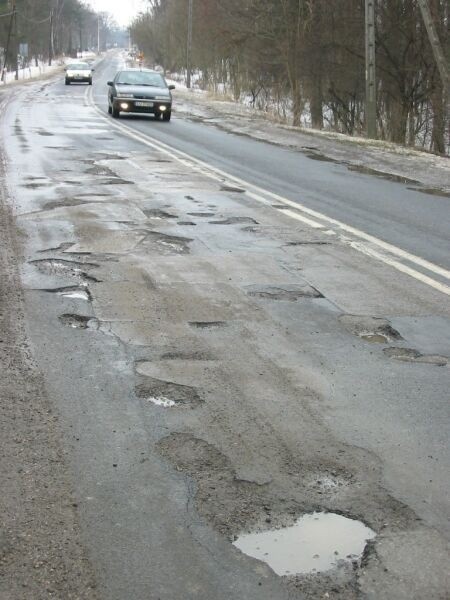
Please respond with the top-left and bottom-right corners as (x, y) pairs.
(116, 93), (134, 98)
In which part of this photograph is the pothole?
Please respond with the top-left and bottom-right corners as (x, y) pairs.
(209, 217), (258, 225)
(30, 258), (100, 282)
(360, 333), (389, 343)
(159, 350), (216, 361)
(140, 232), (193, 255)
(100, 178), (134, 185)
(347, 165), (420, 185)
(189, 321), (228, 329)
(285, 241), (330, 246)
(58, 314), (98, 329)
(407, 187), (450, 198)
(37, 242), (76, 253)
(42, 199), (89, 210)
(303, 152), (339, 163)
(22, 182), (51, 189)
(246, 284), (323, 300)
(143, 209), (178, 219)
(220, 186), (246, 193)
(135, 377), (203, 408)
(86, 165), (118, 177)
(233, 512), (376, 576)
(339, 315), (402, 343)
(383, 347), (448, 366)
(187, 212), (216, 217)
(43, 285), (92, 301)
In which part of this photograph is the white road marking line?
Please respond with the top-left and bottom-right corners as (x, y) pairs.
(86, 87), (450, 296)
(348, 241), (450, 296)
(276, 208), (325, 229)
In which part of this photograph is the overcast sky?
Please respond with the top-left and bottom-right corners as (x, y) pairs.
(84, 0), (148, 27)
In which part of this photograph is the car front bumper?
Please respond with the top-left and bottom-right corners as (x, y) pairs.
(113, 99), (171, 114)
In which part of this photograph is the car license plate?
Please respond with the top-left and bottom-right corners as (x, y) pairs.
(135, 101), (153, 107)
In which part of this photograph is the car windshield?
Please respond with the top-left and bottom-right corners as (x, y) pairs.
(68, 63), (89, 70)
(116, 71), (166, 87)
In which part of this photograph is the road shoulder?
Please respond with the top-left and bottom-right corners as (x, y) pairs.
(0, 151), (98, 599)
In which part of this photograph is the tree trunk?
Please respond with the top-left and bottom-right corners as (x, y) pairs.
(310, 81), (323, 129)
(431, 81), (445, 154)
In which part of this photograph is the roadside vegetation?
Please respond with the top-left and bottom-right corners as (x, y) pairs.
(131, 0), (449, 154)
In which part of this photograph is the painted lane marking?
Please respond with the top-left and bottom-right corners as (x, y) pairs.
(86, 87), (450, 296)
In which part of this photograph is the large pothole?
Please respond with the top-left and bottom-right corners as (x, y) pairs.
(383, 347), (448, 366)
(30, 258), (100, 282)
(338, 315), (402, 343)
(233, 512), (376, 576)
(135, 377), (203, 408)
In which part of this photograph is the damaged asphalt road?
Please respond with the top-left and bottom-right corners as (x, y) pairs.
(0, 54), (449, 599)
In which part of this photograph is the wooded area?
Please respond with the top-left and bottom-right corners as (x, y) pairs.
(131, 0), (449, 154)
(0, 0), (121, 71)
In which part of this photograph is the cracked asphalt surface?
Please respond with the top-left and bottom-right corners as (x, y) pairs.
(0, 52), (449, 599)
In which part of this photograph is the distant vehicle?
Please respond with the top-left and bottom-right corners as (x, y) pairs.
(64, 62), (94, 85)
(107, 69), (175, 121)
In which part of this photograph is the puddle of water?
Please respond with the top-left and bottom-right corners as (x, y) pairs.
(147, 396), (176, 408)
(233, 512), (376, 576)
(360, 333), (388, 343)
(59, 289), (91, 301)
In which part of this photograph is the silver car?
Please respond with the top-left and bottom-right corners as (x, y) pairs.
(107, 69), (175, 121)
(65, 62), (94, 85)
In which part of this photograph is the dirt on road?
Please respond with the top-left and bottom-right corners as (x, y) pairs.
(0, 155), (98, 599)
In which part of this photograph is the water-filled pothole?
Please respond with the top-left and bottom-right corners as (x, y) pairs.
(44, 285), (91, 301)
(146, 396), (176, 408)
(360, 333), (389, 343)
(233, 512), (376, 576)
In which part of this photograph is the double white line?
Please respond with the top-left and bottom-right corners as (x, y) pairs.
(86, 86), (450, 297)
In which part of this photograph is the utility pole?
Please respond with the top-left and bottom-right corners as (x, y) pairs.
(365, 0), (377, 139)
(1, 0), (15, 82)
(186, 0), (193, 89)
(97, 15), (100, 54)
(417, 0), (450, 96)
(48, 9), (54, 66)
(13, 0), (18, 80)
